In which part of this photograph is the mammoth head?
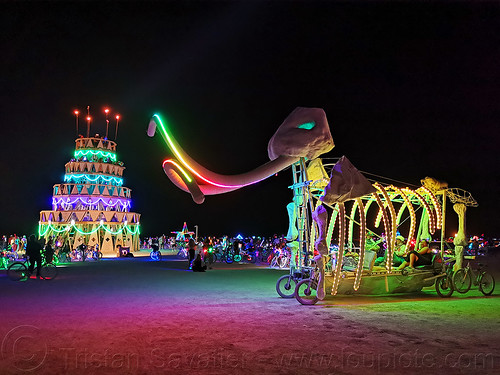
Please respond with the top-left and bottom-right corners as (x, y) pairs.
(267, 107), (334, 161)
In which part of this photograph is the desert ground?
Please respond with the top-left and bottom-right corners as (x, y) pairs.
(1, 251), (499, 375)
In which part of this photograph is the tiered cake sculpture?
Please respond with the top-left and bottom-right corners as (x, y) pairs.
(38, 129), (141, 257)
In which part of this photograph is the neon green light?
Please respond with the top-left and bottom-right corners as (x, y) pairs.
(163, 159), (193, 183)
(38, 222), (140, 236)
(75, 150), (117, 162)
(298, 121), (315, 130)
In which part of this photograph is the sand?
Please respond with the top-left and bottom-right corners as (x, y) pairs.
(1, 251), (499, 375)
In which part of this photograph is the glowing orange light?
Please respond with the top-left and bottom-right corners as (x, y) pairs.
(104, 108), (110, 114)
(116, 115), (120, 120)
(74, 110), (79, 115)
(86, 116), (91, 121)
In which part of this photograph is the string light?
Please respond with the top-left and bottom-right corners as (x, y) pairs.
(74, 149), (117, 162)
(418, 186), (442, 230)
(374, 183), (397, 271)
(39, 221), (140, 237)
(392, 186), (416, 249)
(331, 203), (345, 296)
(353, 198), (366, 291)
(51, 196), (131, 209)
(372, 189), (392, 272)
(406, 188), (436, 234)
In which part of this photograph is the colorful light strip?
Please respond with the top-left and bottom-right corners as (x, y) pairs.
(152, 114), (271, 189)
(162, 159), (192, 183)
(38, 221), (140, 237)
(64, 174), (123, 186)
(75, 150), (117, 162)
(52, 196), (131, 209)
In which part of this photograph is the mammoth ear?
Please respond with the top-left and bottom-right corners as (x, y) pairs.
(320, 156), (376, 204)
(267, 107), (334, 161)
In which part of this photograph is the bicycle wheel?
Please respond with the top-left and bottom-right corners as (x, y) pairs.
(40, 263), (58, 280)
(7, 262), (28, 281)
(233, 254), (242, 262)
(276, 275), (297, 298)
(453, 268), (472, 294)
(225, 254), (234, 264)
(435, 275), (454, 298)
(295, 278), (319, 305)
(478, 272), (495, 296)
(279, 256), (290, 269)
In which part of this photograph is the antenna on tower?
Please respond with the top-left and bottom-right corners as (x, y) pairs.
(105, 108), (110, 139)
(115, 114), (120, 141)
(74, 110), (79, 136)
(86, 106), (91, 138)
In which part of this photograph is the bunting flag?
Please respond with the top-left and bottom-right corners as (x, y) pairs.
(90, 211), (100, 222)
(75, 211), (86, 221)
(104, 211), (115, 222)
(61, 212), (72, 222)
(116, 212), (125, 222)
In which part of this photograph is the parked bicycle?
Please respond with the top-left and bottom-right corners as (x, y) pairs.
(7, 256), (58, 281)
(176, 248), (188, 259)
(150, 246), (162, 261)
(453, 261), (495, 296)
(276, 267), (312, 298)
(294, 265), (319, 305)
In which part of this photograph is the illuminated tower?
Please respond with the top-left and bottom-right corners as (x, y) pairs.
(38, 124), (141, 256)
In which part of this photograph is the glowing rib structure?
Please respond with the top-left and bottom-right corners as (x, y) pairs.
(148, 108), (334, 203)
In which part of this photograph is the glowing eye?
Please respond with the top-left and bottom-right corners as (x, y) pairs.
(298, 121), (315, 130)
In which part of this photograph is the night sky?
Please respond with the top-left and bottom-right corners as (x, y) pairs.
(1, 2), (499, 238)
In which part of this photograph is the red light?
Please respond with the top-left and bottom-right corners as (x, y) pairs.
(86, 116), (91, 121)
(74, 110), (79, 115)
(104, 108), (110, 114)
(116, 115), (120, 120)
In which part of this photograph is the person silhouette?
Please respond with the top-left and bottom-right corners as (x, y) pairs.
(26, 235), (43, 278)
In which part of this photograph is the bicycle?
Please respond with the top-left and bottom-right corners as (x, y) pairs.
(7, 256), (58, 281)
(92, 247), (103, 261)
(1, 250), (19, 269)
(150, 248), (162, 261)
(276, 267), (312, 298)
(452, 262), (495, 296)
(434, 255), (456, 298)
(294, 265), (319, 305)
(176, 248), (188, 259)
(270, 248), (290, 269)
